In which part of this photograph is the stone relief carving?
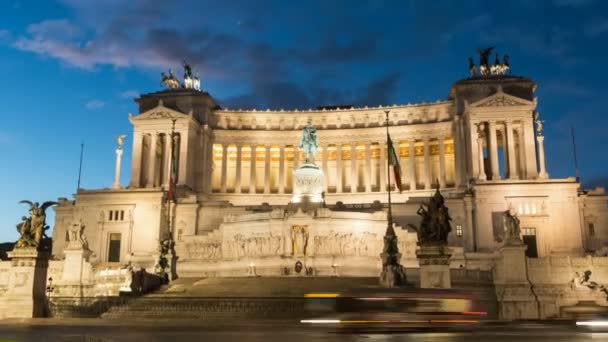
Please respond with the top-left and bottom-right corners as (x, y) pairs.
(223, 234), (283, 259)
(314, 232), (382, 257)
(477, 95), (523, 107)
(291, 225), (309, 256)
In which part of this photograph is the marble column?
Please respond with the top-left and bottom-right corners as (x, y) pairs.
(438, 137), (446, 188)
(505, 120), (518, 180)
(350, 143), (357, 193)
(322, 145), (329, 192)
(488, 121), (500, 180)
(477, 123), (487, 181)
(163, 132), (172, 188)
(517, 127), (526, 180)
(278, 145), (285, 194)
(293, 146), (300, 169)
(365, 143), (372, 192)
(409, 139), (416, 191)
(178, 131), (189, 185)
(220, 143), (228, 193)
(264, 145), (271, 193)
(379, 142), (386, 192)
(336, 145), (343, 193)
(453, 116), (463, 188)
(249, 145), (257, 193)
(129, 132), (143, 188)
(146, 133), (157, 188)
(112, 148), (123, 190)
(235, 144), (242, 193)
(537, 135), (549, 179)
(423, 138), (431, 189)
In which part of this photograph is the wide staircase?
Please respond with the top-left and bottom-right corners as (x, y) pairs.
(100, 270), (497, 320)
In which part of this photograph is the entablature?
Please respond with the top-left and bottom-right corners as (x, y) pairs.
(210, 120), (454, 146)
(212, 101), (454, 131)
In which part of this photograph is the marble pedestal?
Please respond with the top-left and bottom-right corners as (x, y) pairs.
(0, 247), (49, 318)
(416, 245), (452, 289)
(493, 244), (539, 320)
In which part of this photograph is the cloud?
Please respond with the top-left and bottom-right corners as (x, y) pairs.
(85, 99), (105, 110)
(120, 90), (139, 99)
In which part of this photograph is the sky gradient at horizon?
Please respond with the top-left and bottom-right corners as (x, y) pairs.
(0, 0), (607, 242)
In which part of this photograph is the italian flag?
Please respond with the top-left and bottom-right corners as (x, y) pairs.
(387, 135), (403, 192)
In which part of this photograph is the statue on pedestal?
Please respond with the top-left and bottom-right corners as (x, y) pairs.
(15, 200), (57, 249)
(416, 187), (452, 245)
(503, 208), (523, 245)
(299, 119), (318, 163)
(116, 134), (126, 150)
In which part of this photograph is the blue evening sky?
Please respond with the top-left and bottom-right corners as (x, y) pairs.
(0, 0), (607, 242)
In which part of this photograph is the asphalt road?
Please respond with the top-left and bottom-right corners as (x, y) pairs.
(0, 320), (607, 342)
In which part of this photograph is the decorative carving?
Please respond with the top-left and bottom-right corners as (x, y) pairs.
(66, 220), (89, 250)
(291, 225), (309, 256)
(477, 95), (522, 107)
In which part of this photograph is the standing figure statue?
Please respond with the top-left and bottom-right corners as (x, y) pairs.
(193, 72), (201, 91)
(299, 119), (319, 163)
(503, 208), (522, 245)
(116, 134), (126, 150)
(468, 57), (477, 78)
(183, 60), (194, 89)
(502, 55), (510, 74)
(533, 112), (544, 136)
(16, 200), (57, 248)
(477, 47), (494, 76)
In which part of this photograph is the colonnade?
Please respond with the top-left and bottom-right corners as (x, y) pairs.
(475, 119), (537, 181)
(129, 131), (183, 188)
(212, 138), (455, 194)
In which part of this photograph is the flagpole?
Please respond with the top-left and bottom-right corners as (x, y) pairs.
(76, 141), (84, 192)
(168, 119), (177, 239)
(385, 110), (392, 228)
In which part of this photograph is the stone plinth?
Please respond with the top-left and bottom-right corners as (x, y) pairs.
(291, 163), (324, 204)
(416, 245), (452, 289)
(61, 247), (92, 283)
(493, 244), (539, 320)
(0, 247), (48, 318)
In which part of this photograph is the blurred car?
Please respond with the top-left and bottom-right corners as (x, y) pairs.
(301, 287), (487, 332)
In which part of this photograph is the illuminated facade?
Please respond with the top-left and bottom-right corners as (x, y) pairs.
(51, 74), (608, 276)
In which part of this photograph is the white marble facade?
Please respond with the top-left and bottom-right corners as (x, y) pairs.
(50, 76), (608, 275)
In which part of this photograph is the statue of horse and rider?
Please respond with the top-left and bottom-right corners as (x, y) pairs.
(299, 119), (319, 163)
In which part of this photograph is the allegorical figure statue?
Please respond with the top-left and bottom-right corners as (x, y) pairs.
(468, 57), (477, 77)
(15, 200), (57, 248)
(299, 119), (318, 163)
(478, 47), (494, 76)
(416, 187), (452, 245)
(116, 134), (126, 150)
(503, 208), (523, 245)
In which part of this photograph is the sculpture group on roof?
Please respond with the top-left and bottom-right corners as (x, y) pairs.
(468, 47), (510, 78)
(160, 60), (201, 91)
